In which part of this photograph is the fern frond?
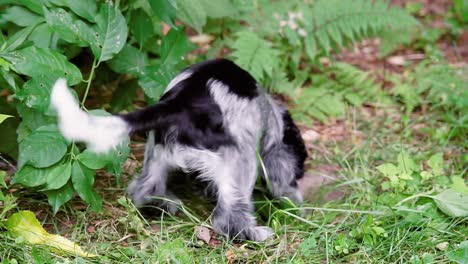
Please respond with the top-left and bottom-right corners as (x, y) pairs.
(303, 0), (419, 58)
(393, 61), (468, 113)
(291, 63), (383, 125)
(231, 31), (279, 82)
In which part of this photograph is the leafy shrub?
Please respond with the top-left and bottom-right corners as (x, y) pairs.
(0, 0), (237, 212)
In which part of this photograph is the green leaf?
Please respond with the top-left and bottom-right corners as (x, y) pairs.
(0, 114), (13, 124)
(160, 28), (191, 65)
(139, 64), (178, 100)
(130, 9), (154, 48)
(199, 0), (237, 18)
(6, 46), (83, 85)
(148, 0), (178, 28)
(77, 150), (108, 170)
(64, 0), (97, 22)
(431, 189), (468, 217)
(2, 6), (43, 27)
(28, 24), (54, 48)
(43, 7), (94, 47)
(18, 125), (68, 168)
(14, 75), (56, 111)
(176, 0), (206, 33)
(397, 151), (418, 173)
(13, 165), (50, 187)
(107, 45), (147, 75)
(45, 161), (72, 190)
(447, 240), (468, 264)
(451, 176), (468, 195)
(427, 153), (443, 176)
(6, 210), (97, 257)
(3, 24), (39, 53)
(231, 31), (279, 82)
(72, 161), (102, 212)
(376, 163), (399, 177)
(90, 3), (128, 62)
(45, 180), (75, 214)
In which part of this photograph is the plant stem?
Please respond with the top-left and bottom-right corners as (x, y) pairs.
(80, 58), (98, 107)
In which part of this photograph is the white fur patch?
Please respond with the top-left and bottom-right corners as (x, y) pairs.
(51, 79), (130, 153)
(164, 71), (192, 94)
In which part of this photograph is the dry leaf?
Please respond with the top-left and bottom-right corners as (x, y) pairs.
(195, 226), (211, 244)
(225, 250), (237, 264)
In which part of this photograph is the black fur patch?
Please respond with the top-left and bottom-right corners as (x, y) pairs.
(281, 110), (307, 181)
(121, 59), (258, 150)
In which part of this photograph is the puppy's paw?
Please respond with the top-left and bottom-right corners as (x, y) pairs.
(248, 226), (275, 242)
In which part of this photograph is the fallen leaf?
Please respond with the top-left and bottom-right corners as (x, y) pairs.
(302, 130), (320, 142)
(387, 56), (406, 66)
(6, 210), (97, 257)
(225, 250), (237, 264)
(195, 226), (211, 245)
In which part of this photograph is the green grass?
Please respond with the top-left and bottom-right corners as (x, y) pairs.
(1, 105), (466, 263)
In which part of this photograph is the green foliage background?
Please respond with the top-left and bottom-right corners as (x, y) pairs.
(0, 0), (467, 262)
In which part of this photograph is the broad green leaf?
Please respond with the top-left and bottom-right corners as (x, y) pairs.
(18, 125), (68, 168)
(432, 189), (468, 217)
(176, 0), (207, 33)
(139, 64), (178, 100)
(3, 24), (39, 53)
(376, 163), (399, 177)
(451, 176), (468, 195)
(77, 150), (108, 170)
(16, 104), (56, 133)
(45, 161), (72, 190)
(90, 3), (128, 62)
(148, 0), (178, 28)
(15, 0), (48, 14)
(107, 45), (147, 75)
(2, 6), (43, 27)
(397, 151), (418, 173)
(64, 0), (97, 22)
(6, 46), (82, 85)
(6, 210), (97, 257)
(0, 114), (12, 124)
(14, 75), (56, 111)
(427, 153), (443, 176)
(28, 23), (54, 48)
(71, 161), (102, 212)
(130, 9), (155, 48)
(13, 165), (50, 187)
(45, 180), (75, 214)
(160, 28), (191, 65)
(447, 240), (468, 264)
(43, 7), (94, 47)
(199, 0), (237, 18)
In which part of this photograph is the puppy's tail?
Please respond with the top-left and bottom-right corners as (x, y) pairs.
(51, 79), (162, 153)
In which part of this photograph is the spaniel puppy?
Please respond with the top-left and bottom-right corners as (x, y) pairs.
(51, 59), (307, 241)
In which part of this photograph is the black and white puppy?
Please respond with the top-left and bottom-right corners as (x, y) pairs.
(51, 59), (307, 241)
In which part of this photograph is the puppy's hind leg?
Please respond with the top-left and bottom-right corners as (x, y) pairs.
(128, 134), (180, 214)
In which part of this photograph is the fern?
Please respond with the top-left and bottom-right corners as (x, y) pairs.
(302, 0), (419, 59)
(291, 63), (382, 125)
(231, 31), (279, 82)
(393, 61), (468, 114)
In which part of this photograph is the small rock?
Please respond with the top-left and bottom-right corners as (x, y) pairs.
(436, 241), (449, 251)
(302, 130), (320, 142)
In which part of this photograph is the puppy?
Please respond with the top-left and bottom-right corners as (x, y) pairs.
(51, 59), (307, 241)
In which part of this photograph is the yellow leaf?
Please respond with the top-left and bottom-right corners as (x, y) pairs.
(6, 210), (97, 257)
